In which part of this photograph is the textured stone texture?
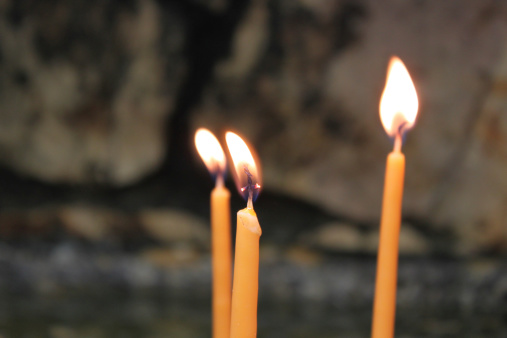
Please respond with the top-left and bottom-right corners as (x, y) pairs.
(0, 240), (506, 313)
(0, 206), (209, 248)
(0, 0), (185, 185)
(433, 44), (507, 254)
(59, 207), (116, 241)
(305, 221), (429, 255)
(0, 0), (505, 257)
(192, 0), (507, 254)
(139, 209), (209, 246)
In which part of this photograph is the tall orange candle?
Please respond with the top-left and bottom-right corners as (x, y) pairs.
(372, 56), (419, 338)
(195, 128), (232, 338)
(225, 132), (262, 338)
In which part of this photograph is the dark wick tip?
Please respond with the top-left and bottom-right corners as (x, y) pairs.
(397, 121), (408, 136)
(241, 165), (259, 194)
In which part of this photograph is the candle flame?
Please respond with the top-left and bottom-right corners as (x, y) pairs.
(225, 132), (262, 201)
(195, 128), (227, 177)
(380, 56), (419, 137)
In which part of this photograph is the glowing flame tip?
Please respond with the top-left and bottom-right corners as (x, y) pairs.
(225, 132), (262, 202)
(195, 128), (226, 177)
(380, 56), (419, 138)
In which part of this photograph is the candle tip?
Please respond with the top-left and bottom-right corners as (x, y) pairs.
(393, 131), (403, 152)
(216, 174), (224, 188)
(247, 195), (254, 210)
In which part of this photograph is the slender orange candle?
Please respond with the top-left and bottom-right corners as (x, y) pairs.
(225, 132), (262, 338)
(195, 128), (232, 338)
(372, 56), (419, 338)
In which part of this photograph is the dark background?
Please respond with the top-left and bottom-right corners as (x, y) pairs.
(0, 0), (506, 336)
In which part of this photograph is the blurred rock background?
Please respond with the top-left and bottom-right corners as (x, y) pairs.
(0, 0), (507, 336)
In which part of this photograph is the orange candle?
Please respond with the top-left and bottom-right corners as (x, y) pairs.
(372, 56), (419, 338)
(225, 132), (262, 338)
(195, 129), (232, 338)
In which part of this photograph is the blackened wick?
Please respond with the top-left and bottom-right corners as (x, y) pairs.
(242, 165), (259, 201)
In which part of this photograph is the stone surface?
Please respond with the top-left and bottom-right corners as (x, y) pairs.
(0, 0), (185, 185)
(433, 44), (507, 254)
(141, 246), (201, 268)
(0, 206), (209, 248)
(1, 290), (506, 337)
(284, 246), (322, 266)
(0, 0), (504, 257)
(192, 0), (507, 253)
(0, 241), (506, 313)
(306, 221), (429, 255)
(59, 207), (117, 241)
(0, 208), (57, 239)
(138, 209), (209, 246)
(305, 222), (363, 252)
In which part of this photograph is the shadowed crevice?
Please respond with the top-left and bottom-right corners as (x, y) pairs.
(159, 0), (252, 172)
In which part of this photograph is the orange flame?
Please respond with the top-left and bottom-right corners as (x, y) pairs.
(195, 128), (226, 177)
(380, 56), (419, 137)
(225, 132), (262, 201)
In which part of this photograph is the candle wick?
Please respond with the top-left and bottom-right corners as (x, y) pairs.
(393, 133), (402, 152)
(242, 165), (259, 209)
(244, 165), (253, 186)
(247, 191), (253, 209)
(393, 121), (406, 152)
(216, 174), (224, 188)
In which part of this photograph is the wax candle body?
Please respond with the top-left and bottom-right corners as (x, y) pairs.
(211, 185), (232, 338)
(230, 208), (262, 338)
(372, 151), (405, 338)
